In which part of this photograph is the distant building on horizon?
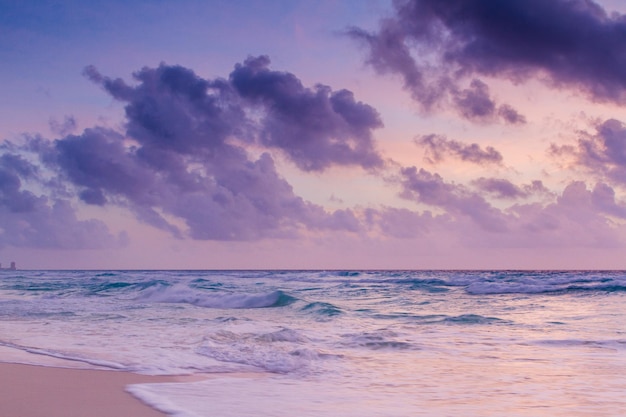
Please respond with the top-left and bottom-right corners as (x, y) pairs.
(0, 262), (16, 270)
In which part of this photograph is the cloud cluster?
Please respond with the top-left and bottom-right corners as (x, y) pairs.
(3, 51), (626, 252)
(0, 148), (123, 249)
(393, 164), (626, 246)
(398, 166), (508, 232)
(230, 56), (384, 171)
(12, 58), (381, 242)
(349, 0), (626, 121)
(551, 119), (626, 187)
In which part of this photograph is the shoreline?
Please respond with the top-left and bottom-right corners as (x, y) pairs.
(0, 362), (193, 417)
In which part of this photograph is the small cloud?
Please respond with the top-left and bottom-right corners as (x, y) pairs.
(472, 178), (550, 200)
(415, 134), (503, 165)
(49, 115), (77, 136)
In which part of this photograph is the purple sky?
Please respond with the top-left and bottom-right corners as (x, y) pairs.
(2, 0), (626, 269)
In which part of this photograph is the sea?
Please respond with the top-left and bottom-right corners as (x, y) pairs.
(0, 270), (625, 416)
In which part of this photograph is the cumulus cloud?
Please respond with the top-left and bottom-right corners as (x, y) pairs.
(591, 182), (626, 218)
(452, 79), (526, 124)
(14, 58), (376, 242)
(398, 166), (508, 232)
(504, 181), (626, 247)
(229, 56), (384, 171)
(387, 164), (622, 247)
(349, 0), (626, 120)
(415, 134), (502, 165)
(355, 157), (621, 248)
(5, 54), (626, 252)
(0, 150), (123, 249)
(550, 118), (626, 186)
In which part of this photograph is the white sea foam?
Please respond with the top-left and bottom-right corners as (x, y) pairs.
(197, 329), (322, 374)
(0, 340), (127, 370)
(2, 270), (626, 416)
(127, 383), (198, 417)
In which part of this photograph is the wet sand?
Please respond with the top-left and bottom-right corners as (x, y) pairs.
(0, 363), (189, 417)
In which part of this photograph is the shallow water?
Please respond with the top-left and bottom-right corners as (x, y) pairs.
(0, 270), (625, 416)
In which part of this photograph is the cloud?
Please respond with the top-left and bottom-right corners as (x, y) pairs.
(392, 166), (622, 246)
(364, 206), (445, 239)
(49, 115), (77, 136)
(497, 104), (526, 125)
(84, 64), (248, 156)
(472, 178), (550, 200)
(591, 182), (626, 218)
(16, 59), (375, 242)
(0, 150), (123, 249)
(415, 133), (502, 165)
(6, 55), (626, 253)
(550, 118), (626, 186)
(349, 0), (626, 116)
(39, 126), (362, 242)
(452, 79), (526, 124)
(229, 56), (384, 171)
(504, 181), (626, 247)
(398, 166), (508, 232)
(373, 166), (625, 248)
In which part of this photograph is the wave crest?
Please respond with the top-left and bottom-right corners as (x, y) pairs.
(137, 285), (296, 309)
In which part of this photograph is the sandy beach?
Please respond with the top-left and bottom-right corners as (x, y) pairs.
(0, 363), (187, 417)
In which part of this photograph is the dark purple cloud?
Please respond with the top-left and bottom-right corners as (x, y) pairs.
(473, 178), (550, 200)
(0, 153), (40, 213)
(415, 134), (502, 165)
(349, 0), (626, 117)
(452, 79), (496, 121)
(0, 149), (123, 249)
(53, 128), (154, 206)
(84, 64), (247, 157)
(497, 104), (526, 125)
(550, 119), (626, 186)
(39, 126), (362, 241)
(19, 59), (375, 242)
(452, 79), (526, 124)
(229, 56), (384, 171)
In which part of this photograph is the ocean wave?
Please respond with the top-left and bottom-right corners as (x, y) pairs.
(466, 281), (626, 295)
(300, 302), (343, 318)
(535, 339), (626, 351)
(197, 329), (323, 373)
(341, 330), (417, 351)
(137, 284), (297, 309)
(442, 314), (506, 325)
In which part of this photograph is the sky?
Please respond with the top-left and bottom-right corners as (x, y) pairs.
(2, 0), (626, 269)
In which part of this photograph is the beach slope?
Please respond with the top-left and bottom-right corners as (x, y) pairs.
(0, 363), (180, 417)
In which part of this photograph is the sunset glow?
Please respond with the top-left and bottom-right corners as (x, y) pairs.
(2, 0), (626, 269)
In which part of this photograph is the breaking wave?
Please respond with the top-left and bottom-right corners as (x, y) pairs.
(137, 284), (297, 309)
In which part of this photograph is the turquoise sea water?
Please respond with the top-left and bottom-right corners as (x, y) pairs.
(0, 270), (625, 416)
